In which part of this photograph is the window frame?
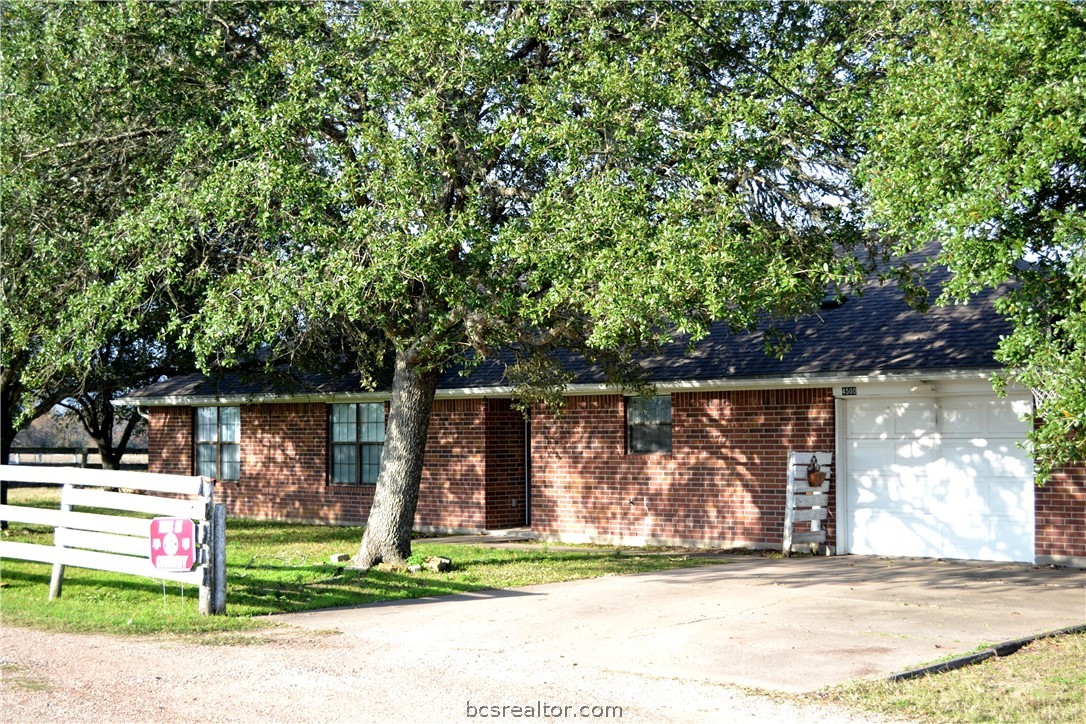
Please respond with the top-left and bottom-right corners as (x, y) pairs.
(329, 402), (386, 486)
(626, 394), (673, 455)
(193, 406), (241, 481)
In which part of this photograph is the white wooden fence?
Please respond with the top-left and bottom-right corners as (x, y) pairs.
(0, 465), (226, 615)
(8, 446), (149, 470)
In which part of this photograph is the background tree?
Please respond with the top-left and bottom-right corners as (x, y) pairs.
(60, 1), (878, 566)
(0, 2), (255, 515)
(855, 1), (1086, 480)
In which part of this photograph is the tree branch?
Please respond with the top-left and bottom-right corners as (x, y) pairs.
(22, 128), (173, 163)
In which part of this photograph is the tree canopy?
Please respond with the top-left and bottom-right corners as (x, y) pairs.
(44, 1), (872, 565)
(0, 2), (255, 503)
(856, 1), (1086, 479)
(9, 1), (1082, 563)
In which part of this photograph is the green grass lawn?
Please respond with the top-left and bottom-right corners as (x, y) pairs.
(816, 632), (1086, 723)
(0, 486), (716, 635)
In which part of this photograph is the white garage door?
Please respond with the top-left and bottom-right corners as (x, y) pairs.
(845, 395), (1034, 562)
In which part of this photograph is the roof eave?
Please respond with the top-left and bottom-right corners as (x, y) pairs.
(113, 367), (1006, 407)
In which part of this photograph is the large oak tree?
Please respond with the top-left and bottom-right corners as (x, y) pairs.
(19, 2), (877, 564)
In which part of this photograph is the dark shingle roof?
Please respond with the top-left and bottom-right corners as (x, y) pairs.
(123, 264), (1008, 403)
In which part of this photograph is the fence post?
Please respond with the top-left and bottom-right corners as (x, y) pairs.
(197, 479), (226, 615)
(212, 503), (226, 614)
(49, 484), (72, 599)
(198, 482), (213, 615)
(782, 458), (796, 557)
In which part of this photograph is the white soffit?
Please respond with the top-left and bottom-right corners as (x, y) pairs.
(114, 368), (1009, 407)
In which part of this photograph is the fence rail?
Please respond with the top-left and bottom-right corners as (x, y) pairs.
(8, 446), (148, 471)
(0, 465), (226, 615)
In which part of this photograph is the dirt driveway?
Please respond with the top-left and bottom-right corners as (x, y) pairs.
(3, 555), (1083, 723)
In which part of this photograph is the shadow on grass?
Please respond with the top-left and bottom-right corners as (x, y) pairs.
(228, 567), (515, 612)
(225, 520), (366, 546)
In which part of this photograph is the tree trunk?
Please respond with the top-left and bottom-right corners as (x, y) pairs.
(354, 348), (439, 568)
(86, 394), (137, 471)
(95, 435), (123, 470)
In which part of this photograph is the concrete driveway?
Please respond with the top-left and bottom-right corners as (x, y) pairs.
(279, 555), (1085, 693)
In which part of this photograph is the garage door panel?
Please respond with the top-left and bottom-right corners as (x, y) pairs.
(852, 478), (938, 511)
(988, 399), (1032, 435)
(894, 402), (937, 437)
(943, 475), (987, 515)
(940, 397), (1031, 437)
(850, 509), (944, 558)
(850, 440), (940, 508)
(940, 403), (984, 435)
(942, 517), (1033, 563)
(848, 442), (893, 505)
(987, 480), (1034, 519)
(944, 441), (1031, 480)
(848, 403), (892, 438)
(943, 441), (993, 478)
(846, 395), (1034, 563)
(986, 521), (1034, 562)
(895, 438), (938, 465)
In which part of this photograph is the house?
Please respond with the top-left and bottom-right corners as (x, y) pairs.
(118, 267), (1086, 568)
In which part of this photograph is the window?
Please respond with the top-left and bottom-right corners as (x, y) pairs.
(195, 406), (240, 480)
(331, 403), (386, 485)
(627, 395), (672, 454)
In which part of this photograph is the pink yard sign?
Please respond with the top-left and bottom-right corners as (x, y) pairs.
(149, 517), (196, 571)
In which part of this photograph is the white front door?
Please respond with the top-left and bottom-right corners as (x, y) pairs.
(845, 395), (1034, 562)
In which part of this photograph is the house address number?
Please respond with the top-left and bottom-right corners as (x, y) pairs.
(841, 386), (858, 396)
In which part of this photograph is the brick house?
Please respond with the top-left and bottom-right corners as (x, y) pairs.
(119, 271), (1086, 568)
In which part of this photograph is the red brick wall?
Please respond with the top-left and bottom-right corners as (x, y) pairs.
(416, 399), (487, 529)
(147, 406), (192, 476)
(484, 398), (527, 529)
(529, 389), (837, 548)
(218, 403), (341, 522)
(147, 399), (527, 530)
(415, 398), (527, 530)
(1035, 463), (1086, 562)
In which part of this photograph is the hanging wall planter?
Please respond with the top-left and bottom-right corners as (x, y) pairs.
(806, 455), (827, 487)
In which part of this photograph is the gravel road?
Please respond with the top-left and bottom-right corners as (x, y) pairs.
(1, 625), (894, 723)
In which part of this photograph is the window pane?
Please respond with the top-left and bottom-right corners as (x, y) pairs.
(195, 407), (218, 442)
(331, 404), (357, 442)
(629, 395), (670, 423)
(361, 444), (382, 485)
(630, 424), (671, 454)
(360, 403), (385, 442)
(219, 407), (240, 443)
(655, 424), (673, 452)
(219, 443), (240, 480)
(628, 395), (672, 455)
(332, 444), (357, 484)
(196, 443), (218, 478)
(654, 395), (672, 423)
